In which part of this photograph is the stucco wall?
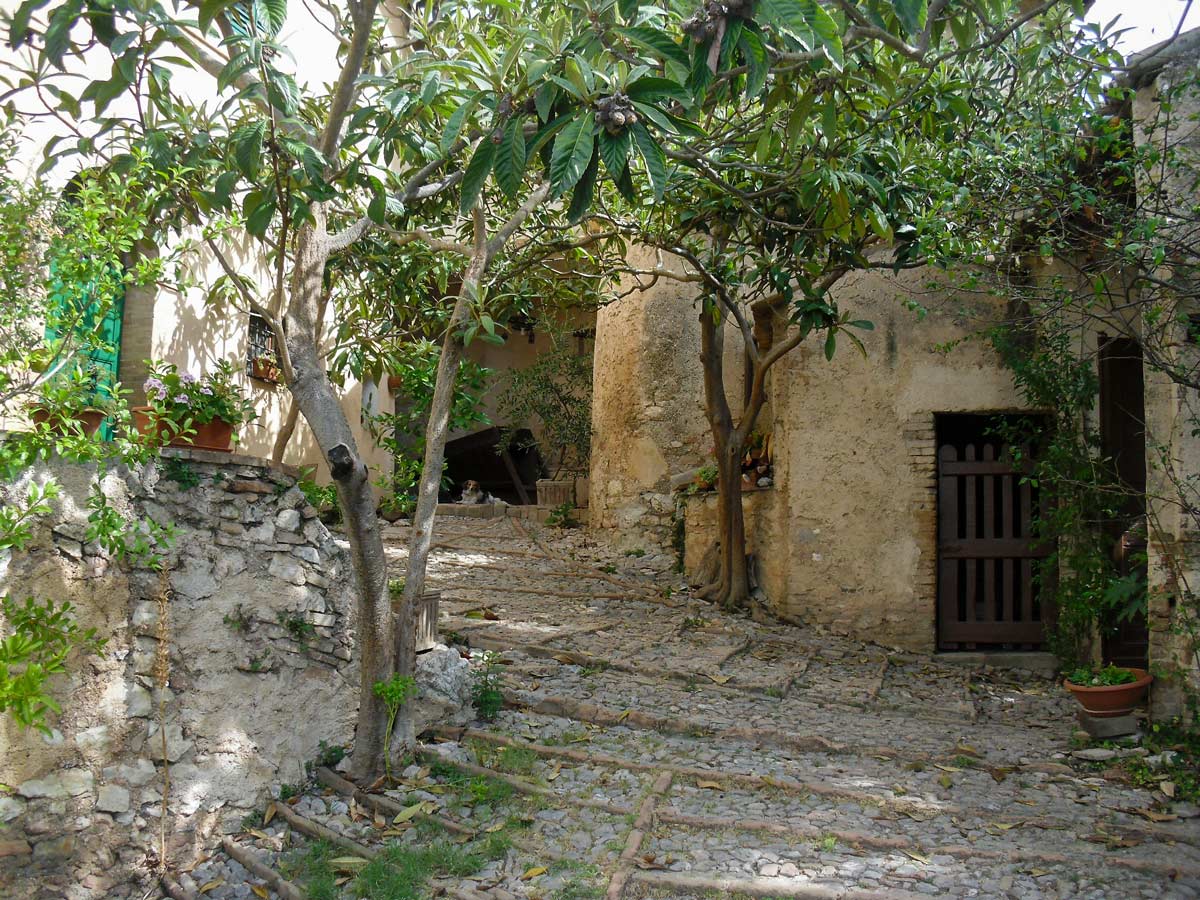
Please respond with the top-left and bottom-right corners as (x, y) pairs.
(590, 261), (1028, 651)
(119, 238), (392, 484)
(589, 248), (712, 544)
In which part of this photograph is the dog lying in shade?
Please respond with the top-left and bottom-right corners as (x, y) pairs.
(458, 480), (508, 506)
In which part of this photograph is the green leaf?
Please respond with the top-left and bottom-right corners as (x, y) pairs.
(367, 186), (387, 225)
(614, 162), (637, 202)
(493, 119), (527, 199)
(9, 0), (50, 49)
(824, 329), (837, 361)
(441, 94), (481, 155)
(549, 114), (597, 197)
(893, 0), (928, 36)
(567, 148), (599, 224)
(616, 26), (691, 70)
(625, 76), (690, 105)
(42, 0), (83, 68)
(597, 129), (631, 180)
(630, 122), (666, 201)
(758, 0), (843, 67)
(821, 94), (837, 138)
(232, 121), (267, 179)
(738, 28), (769, 97)
(265, 71), (300, 116)
(198, 0), (233, 33)
(459, 138), (497, 215)
(255, 0), (288, 36)
(618, 0), (638, 23)
(245, 196), (277, 238)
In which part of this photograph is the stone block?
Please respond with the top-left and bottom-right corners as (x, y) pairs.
(32, 834), (76, 861)
(1076, 711), (1140, 740)
(97, 785), (131, 814)
(229, 480), (273, 494)
(18, 768), (94, 800)
(0, 840), (32, 857)
(275, 508), (302, 532)
(0, 796), (26, 823)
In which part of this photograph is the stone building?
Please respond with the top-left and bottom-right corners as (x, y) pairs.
(587, 30), (1200, 716)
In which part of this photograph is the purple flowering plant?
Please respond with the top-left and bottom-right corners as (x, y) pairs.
(141, 360), (256, 430)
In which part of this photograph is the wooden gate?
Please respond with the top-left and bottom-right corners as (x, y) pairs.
(937, 438), (1050, 649)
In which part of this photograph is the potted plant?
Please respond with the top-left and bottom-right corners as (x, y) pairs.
(133, 360), (256, 452)
(249, 354), (280, 383)
(496, 336), (592, 507)
(1064, 663), (1153, 718)
(27, 364), (121, 437)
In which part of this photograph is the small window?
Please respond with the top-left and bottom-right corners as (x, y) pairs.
(247, 313), (280, 382)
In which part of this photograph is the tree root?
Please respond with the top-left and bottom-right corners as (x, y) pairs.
(628, 870), (924, 899)
(269, 802), (378, 860)
(220, 838), (305, 900)
(606, 771), (673, 900)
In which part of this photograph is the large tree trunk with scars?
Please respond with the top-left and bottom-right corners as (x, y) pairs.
(284, 209), (393, 780)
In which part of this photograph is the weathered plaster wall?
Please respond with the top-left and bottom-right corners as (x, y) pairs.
(119, 237), (392, 484)
(763, 268), (1023, 650)
(591, 261), (1027, 650)
(0, 450), (358, 897)
(589, 248), (712, 545)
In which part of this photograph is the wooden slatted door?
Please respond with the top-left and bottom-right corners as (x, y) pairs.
(938, 440), (1049, 649)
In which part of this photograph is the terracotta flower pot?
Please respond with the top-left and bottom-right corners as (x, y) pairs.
(1064, 668), (1153, 718)
(249, 358), (280, 382)
(132, 407), (235, 452)
(29, 407), (106, 437)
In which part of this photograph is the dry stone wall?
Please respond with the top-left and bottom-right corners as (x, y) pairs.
(0, 448), (358, 899)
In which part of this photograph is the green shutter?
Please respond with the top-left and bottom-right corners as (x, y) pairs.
(43, 263), (125, 440)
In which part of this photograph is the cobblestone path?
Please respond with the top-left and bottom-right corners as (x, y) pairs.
(197, 516), (1200, 900)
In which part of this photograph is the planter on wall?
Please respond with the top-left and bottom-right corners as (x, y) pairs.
(29, 407), (106, 437)
(536, 478), (575, 508)
(132, 407), (235, 452)
(249, 358), (280, 383)
(1064, 668), (1153, 718)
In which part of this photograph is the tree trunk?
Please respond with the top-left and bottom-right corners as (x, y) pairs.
(391, 264), (481, 757)
(273, 289), (330, 465)
(695, 301), (752, 609)
(284, 209), (392, 780)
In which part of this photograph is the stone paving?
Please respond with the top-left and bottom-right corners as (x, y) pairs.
(190, 515), (1200, 900)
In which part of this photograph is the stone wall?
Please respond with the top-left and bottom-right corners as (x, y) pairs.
(0, 448), (358, 899)
(1131, 34), (1200, 718)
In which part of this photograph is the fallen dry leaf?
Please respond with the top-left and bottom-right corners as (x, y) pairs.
(547, 764), (562, 782)
(251, 885), (270, 899)
(262, 805), (275, 826)
(902, 850), (931, 864)
(938, 773), (953, 789)
(696, 780), (724, 790)
(706, 672), (732, 685)
(393, 803), (425, 824)
(617, 710), (632, 722)
(485, 822), (506, 833)
(1161, 781), (1177, 798)
(1132, 808), (1178, 823)
(933, 764), (962, 773)
(329, 857), (369, 872)
(199, 879), (225, 893)
(521, 866), (548, 880)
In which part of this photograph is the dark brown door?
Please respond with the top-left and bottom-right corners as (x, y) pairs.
(937, 417), (1050, 650)
(1098, 337), (1149, 669)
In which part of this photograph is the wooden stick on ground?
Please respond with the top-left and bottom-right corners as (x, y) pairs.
(628, 870), (926, 900)
(221, 838), (305, 900)
(606, 770), (672, 900)
(316, 767), (477, 837)
(270, 801), (378, 860)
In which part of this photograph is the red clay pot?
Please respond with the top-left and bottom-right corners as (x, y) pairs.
(1064, 667), (1153, 718)
(29, 407), (106, 437)
(132, 407), (235, 452)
